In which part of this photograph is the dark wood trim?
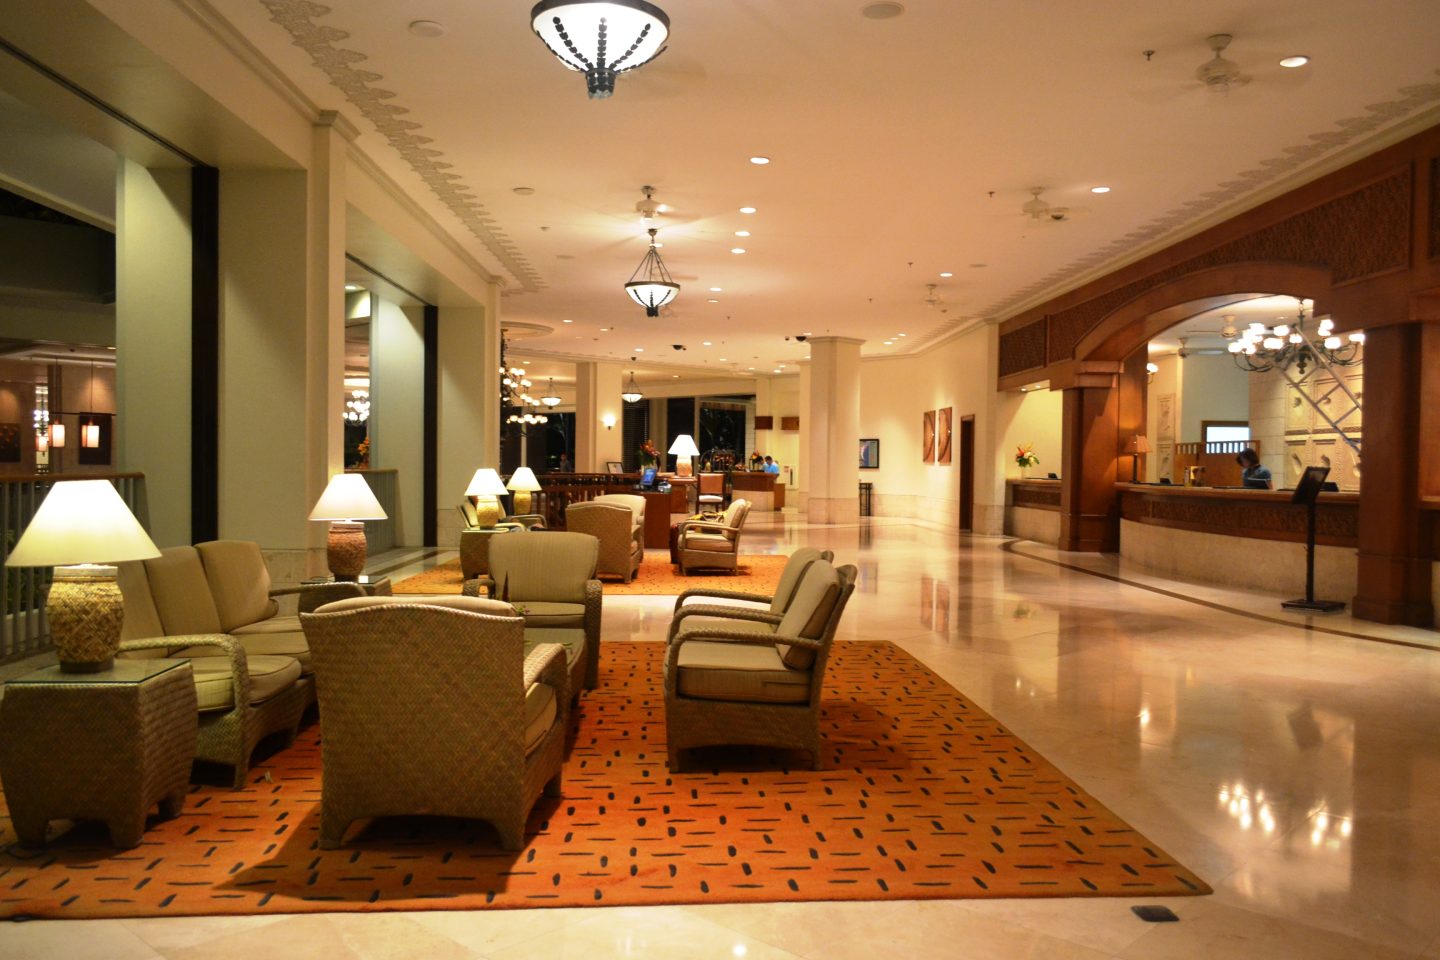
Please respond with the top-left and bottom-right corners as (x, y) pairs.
(1009, 479), (1060, 511)
(1118, 484), (1358, 548)
(190, 165), (219, 543)
(754, 415), (774, 430)
(958, 414), (975, 531)
(422, 304), (438, 547)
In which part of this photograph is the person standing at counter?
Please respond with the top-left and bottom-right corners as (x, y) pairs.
(763, 456), (780, 475)
(1237, 448), (1272, 489)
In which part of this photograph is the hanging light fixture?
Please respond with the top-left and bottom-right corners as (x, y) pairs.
(529, 0), (670, 100)
(541, 379), (563, 407)
(625, 227), (679, 316)
(80, 361), (101, 449)
(621, 370), (644, 403)
(1226, 299), (1363, 376)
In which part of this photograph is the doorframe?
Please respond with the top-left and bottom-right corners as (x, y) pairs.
(958, 414), (975, 531)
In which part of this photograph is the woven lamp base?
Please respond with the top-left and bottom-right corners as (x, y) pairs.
(474, 495), (502, 529)
(327, 522), (368, 582)
(512, 490), (534, 515)
(675, 457), (694, 477)
(48, 565), (123, 673)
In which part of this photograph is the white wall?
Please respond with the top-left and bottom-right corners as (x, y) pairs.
(856, 324), (1001, 531)
(996, 389), (1063, 480)
(1179, 354), (1249, 442)
(371, 297), (425, 546)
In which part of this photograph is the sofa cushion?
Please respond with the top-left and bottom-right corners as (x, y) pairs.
(677, 616), (774, 639)
(675, 640), (810, 704)
(524, 627), (586, 667)
(179, 652), (302, 712)
(196, 540), (278, 632)
(682, 532), (734, 553)
(775, 562), (841, 670)
(491, 531), (597, 603)
(524, 681), (558, 755)
(514, 601), (586, 629)
(144, 546), (224, 636)
(228, 620), (311, 673)
(116, 559), (165, 646)
(769, 548), (826, 616)
(315, 594), (518, 618)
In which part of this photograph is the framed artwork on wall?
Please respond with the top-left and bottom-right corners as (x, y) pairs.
(922, 410), (936, 463)
(605, 461), (624, 474)
(859, 438), (880, 469)
(937, 407), (952, 464)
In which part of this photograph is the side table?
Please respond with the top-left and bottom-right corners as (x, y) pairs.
(296, 574), (393, 613)
(0, 659), (198, 848)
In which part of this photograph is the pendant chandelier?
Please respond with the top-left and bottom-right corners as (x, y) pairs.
(530, 0), (670, 100)
(501, 360), (548, 425)
(621, 370), (644, 403)
(540, 379), (562, 407)
(625, 227), (679, 316)
(1226, 299), (1364, 376)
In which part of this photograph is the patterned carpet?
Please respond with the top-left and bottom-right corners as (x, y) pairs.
(392, 552), (788, 596)
(0, 641), (1208, 918)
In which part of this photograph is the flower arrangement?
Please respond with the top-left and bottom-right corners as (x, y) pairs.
(1014, 443), (1040, 469)
(748, 451), (764, 471)
(638, 439), (660, 466)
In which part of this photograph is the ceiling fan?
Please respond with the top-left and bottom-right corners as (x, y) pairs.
(1020, 188), (1088, 224)
(1195, 34), (1251, 92)
(1132, 32), (1309, 104)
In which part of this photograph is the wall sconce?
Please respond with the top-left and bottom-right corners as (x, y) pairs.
(602, 413), (616, 431)
(1145, 361), (1159, 383)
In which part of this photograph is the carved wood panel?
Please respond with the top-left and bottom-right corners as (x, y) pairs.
(1045, 170), (1413, 365)
(1011, 482), (1061, 509)
(999, 319), (1047, 377)
(1120, 490), (1359, 547)
(1430, 156), (1440, 260)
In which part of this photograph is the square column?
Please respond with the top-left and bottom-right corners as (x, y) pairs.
(806, 337), (864, 524)
(436, 296), (500, 546)
(574, 361), (624, 472)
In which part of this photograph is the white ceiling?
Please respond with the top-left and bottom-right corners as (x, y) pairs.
(32, 2), (1440, 378)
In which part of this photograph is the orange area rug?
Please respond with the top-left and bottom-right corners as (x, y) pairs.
(0, 642), (1208, 918)
(392, 552), (788, 596)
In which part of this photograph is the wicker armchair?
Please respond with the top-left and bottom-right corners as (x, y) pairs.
(591, 493), (645, 557)
(118, 634), (307, 788)
(565, 501), (642, 582)
(458, 499), (546, 531)
(675, 499), (751, 574)
(301, 595), (568, 850)
(464, 531), (603, 692)
(668, 547), (834, 641)
(664, 561), (857, 771)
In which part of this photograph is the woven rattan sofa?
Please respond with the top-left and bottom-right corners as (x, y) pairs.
(565, 501), (642, 582)
(463, 531), (602, 692)
(664, 559), (857, 771)
(115, 541), (362, 787)
(667, 547), (834, 641)
(300, 595), (568, 850)
(674, 499), (751, 575)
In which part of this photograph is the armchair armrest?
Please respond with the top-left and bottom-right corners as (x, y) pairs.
(525, 642), (570, 726)
(663, 630), (819, 673)
(667, 604), (781, 642)
(674, 519), (734, 537)
(119, 633), (250, 709)
(510, 514), (547, 529)
(462, 576), (496, 598)
(673, 587), (772, 613)
(583, 578), (603, 690)
(278, 581), (366, 614)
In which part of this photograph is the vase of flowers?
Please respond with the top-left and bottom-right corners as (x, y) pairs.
(1015, 443), (1040, 478)
(638, 439), (660, 468)
(748, 451), (764, 472)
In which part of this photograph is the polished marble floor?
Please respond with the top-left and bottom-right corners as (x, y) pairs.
(6, 515), (1440, 959)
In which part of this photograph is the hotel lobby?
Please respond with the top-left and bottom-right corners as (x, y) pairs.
(2, 1), (1440, 958)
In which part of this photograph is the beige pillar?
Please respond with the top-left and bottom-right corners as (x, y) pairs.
(806, 336), (864, 524)
(115, 160), (191, 546)
(371, 298), (425, 546)
(796, 362), (811, 510)
(437, 294), (500, 545)
(574, 360), (624, 471)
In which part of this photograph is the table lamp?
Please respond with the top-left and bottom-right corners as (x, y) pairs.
(507, 466), (541, 515)
(465, 467), (509, 528)
(308, 473), (387, 581)
(1129, 434), (1151, 482)
(669, 434), (700, 477)
(5, 478), (161, 672)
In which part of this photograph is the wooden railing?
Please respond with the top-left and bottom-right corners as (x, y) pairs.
(535, 473), (644, 529)
(1, 473), (147, 664)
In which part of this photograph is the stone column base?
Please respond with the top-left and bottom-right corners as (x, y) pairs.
(808, 497), (859, 525)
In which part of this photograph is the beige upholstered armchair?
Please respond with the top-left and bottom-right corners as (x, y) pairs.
(458, 499), (546, 531)
(300, 595), (567, 850)
(591, 493), (645, 556)
(566, 501), (643, 582)
(664, 560), (857, 771)
(668, 547), (834, 641)
(674, 499), (751, 574)
(464, 531), (603, 692)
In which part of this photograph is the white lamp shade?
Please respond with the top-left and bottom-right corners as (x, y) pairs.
(465, 468), (509, 498)
(668, 434), (700, 457)
(507, 466), (542, 492)
(530, 0), (670, 96)
(6, 479), (160, 567)
(308, 473), (387, 521)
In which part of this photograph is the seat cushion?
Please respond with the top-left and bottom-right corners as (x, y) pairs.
(525, 627), (586, 667)
(675, 640), (811, 704)
(195, 540), (278, 631)
(524, 681), (558, 755)
(178, 652), (302, 712)
(676, 616), (774, 638)
(144, 547), (224, 635)
(515, 601), (586, 628)
(682, 532), (734, 553)
(229, 623), (312, 673)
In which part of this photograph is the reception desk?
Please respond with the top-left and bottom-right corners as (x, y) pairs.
(729, 472), (785, 511)
(1005, 479), (1061, 545)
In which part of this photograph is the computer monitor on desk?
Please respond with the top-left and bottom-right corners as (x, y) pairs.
(636, 466), (658, 490)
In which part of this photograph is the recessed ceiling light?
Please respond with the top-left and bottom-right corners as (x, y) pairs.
(739, 206), (757, 214)
(600, 327), (610, 332)
(898, 333), (906, 337)
(747, 366), (756, 370)
(804, 331), (812, 335)
(707, 298), (719, 303)
(861, 1), (905, 19)
(1279, 55), (1310, 68)
(702, 341), (713, 346)
(344, 283), (363, 292)
(634, 347), (644, 352)
(731, 247), (747, 254)
(1090, 185), (1111, 194)
(772, 368), (783, 373)
(734, 230), (750, 238)
(749, 156), (770, 165)
(511, 186), (535, 196)
(719, 357), (727, 361)
(408, 19), (446, 37)
(672, 374), (680, 379)
(709, 286), (722, 292)
(938, 271), (953, 278)
(562, 318), (573, 323)
(883, 340), (893, 345)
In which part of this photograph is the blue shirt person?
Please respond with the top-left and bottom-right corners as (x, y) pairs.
(763, 456), (780, 475)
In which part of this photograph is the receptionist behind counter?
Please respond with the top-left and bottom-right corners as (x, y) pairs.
(1237, 448), (1272, 489)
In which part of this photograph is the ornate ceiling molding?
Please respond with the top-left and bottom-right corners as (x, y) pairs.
(979, 72), (1440, 323)
(259, 0), (544, 293)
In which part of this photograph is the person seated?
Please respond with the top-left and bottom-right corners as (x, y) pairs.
(1237, 448), (1272, 489)
(763, 456), (780, 475)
